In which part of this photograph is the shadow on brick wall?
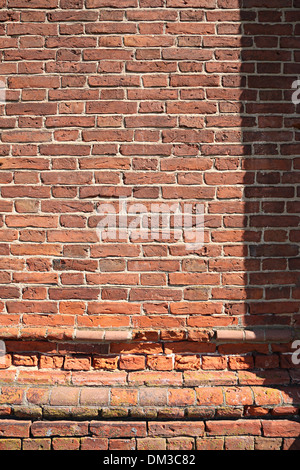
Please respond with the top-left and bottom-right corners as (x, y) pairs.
(240, 0), (300, 437)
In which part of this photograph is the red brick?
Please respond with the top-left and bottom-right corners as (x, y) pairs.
(81, 437), (108, 450)
(0, 421), (30, 438)
(50, 387), (79, 406)
(0, 0), (297, 438)
(63, 356), (91, 371)
(252, 387), (282, 406)
(148, 422), (204, 437)
(109, 439), (135, 450)
(31, 421), (88, 437)
(137, 438), (166, 450)
(119, 355), (145, 371)
(22, 439), (51, 451)
(225, 436), (255, 451)
(139, 388), (168, 407)
(206, 420), (261, 436)
(262, 420), (300, 438)
(254, 437), (282, 451)
(90, 422), (147, 438)
(196, 387), (224, 406)
(111, 389), (138, 406)
(168, 389), (195, 407)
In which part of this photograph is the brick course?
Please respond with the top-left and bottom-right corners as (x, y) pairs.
(0, 0), (299, 448)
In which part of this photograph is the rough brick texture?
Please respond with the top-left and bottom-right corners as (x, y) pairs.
(0, 419), (299, 450)
(0, 0), (299, 448)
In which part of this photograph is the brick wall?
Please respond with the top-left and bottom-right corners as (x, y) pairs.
(0, 0), (299, 450)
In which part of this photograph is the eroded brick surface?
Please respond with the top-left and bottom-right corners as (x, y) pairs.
(0, 0), (299, 446)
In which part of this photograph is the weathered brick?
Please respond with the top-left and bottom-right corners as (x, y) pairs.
(0, 421), (30, 438)
(206, 420), (261, 437)
(262, 420), (300, 438)
(31, 421), (88, 437)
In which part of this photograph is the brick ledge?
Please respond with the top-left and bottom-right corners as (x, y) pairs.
(0, 327), (297, 343)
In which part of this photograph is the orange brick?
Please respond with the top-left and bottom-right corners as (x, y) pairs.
(119, 355), (146, 370)
(196, 387), (224, 406)
(147, 355), (173, 371)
